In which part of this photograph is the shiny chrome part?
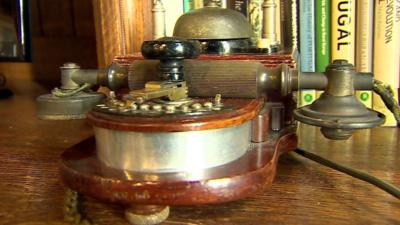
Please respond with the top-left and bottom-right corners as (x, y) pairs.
(95, 121), (252, 172)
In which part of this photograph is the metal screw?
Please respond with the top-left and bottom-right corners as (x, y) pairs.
(214, 94), (223, 107)
(165, 105), (176, 113)
(140, 104), (150, 111)
(152, 104), (162, 111)
(191, 103), (202, 110)
(62, 62), (80, 68)
(130, 104), (138, 110)
(180, 105), (190, 112)
(203, 102), (213, 109)
(109, 91), (117, 99)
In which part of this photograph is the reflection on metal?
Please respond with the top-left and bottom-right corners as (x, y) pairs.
(37, 92), (104, 120)
(95, 121), (251, 172)
(173, 5), (253, 40)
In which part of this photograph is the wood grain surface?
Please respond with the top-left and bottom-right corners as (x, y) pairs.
(87, 99), (263, 132)
(0, 81), (399, 225)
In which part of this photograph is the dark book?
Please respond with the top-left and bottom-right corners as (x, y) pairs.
(227, 0), (249, 17)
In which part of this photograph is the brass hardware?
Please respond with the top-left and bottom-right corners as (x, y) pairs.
(294, 60), (385, 140)
(173, 6), (253, 40)
(128, 81), (188, 102)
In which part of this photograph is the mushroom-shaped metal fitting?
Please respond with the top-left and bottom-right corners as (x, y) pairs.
(173, 6), (253, 40)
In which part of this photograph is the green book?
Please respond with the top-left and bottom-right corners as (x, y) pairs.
(183, 0), (195, 13)
(315, 0), (330, 73)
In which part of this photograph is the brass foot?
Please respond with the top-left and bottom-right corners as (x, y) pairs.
(125, 205), (169, 225)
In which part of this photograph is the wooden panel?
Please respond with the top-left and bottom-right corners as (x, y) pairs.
(38, 0), (75, 36)
(93, 0), (153, 67)
(72, 0), (95, 37)
(0, 62), (33, 81)
(31, 36), (97, 83)
(30, 0), (43, 36)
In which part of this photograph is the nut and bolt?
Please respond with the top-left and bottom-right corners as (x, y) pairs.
(140, 104), (150, 111)
(165, 105), (176, 113)
(180, 105), (190, 112)
(152, 104), (163, 111)
(191, 103), (202, 110)
(203, 102), (213, 109)
(214, 94), (223, 107)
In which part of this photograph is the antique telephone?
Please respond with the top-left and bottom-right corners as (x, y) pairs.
(37, 3), (399, 225)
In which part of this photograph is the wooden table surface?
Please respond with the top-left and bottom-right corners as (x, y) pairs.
(0, 81), (399, 225)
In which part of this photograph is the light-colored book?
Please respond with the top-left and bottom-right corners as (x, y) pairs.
(355, 0), (374, 108)
(372, 0), (400, 126)
(163, 0), (184, 36)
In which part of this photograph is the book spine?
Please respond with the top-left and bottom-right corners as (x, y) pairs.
(163, 0), (184, 36)
(221, 0), (228, 8)
(299, 0), (316, 106)
(316, 0), (331, 73)
(194, 0), (204, 9)
(204, 0), (227, 7)
(331, 0), (355, 63)
(227, 0), (249, 17)
(291, 0), (298, 50)
(355, 0), (374, 108)
(315, 0), (331, 99)
(249, 0), (263, 40)
(373, 0), (400, 126)
(276, 0), (281, 44)
(281, 0), (294, 48)
(183, 0), (195, 12)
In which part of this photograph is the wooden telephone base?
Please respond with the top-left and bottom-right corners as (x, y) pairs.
(59, 98), (298, 223)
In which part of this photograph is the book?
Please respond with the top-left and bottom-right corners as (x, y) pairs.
(163, 0), (184, 36)
(183, 0), (195, 12)
(227, 0), (249, 17)
(372, 0), (400, 126)
(355, 0), (374, 108)
(248, 0), (263, 40)
(299, 0), (316, 106)
(276, 0), (281, 45)
(280, 0), (294, 49)
(204, 0), (227, 7)
(316, 0), (331, 73)
(291, 0), (298, 50)
(331, 0), (355, 63)
(315, 0), (331, 98)
(194, 0), (204, 8)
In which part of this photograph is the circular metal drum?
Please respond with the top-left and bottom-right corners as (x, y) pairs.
(87, 99), (263, 173)
(94, 121), (251, 172)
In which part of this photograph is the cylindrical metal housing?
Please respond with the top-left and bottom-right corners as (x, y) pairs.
(129, 60), (271, 98)
(298, 72), (373, 90)
(325, 60), (355, 96)
(60, 63), (80, 90)
(94, 121), (251, 173)
(71, 69), (100, 85)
